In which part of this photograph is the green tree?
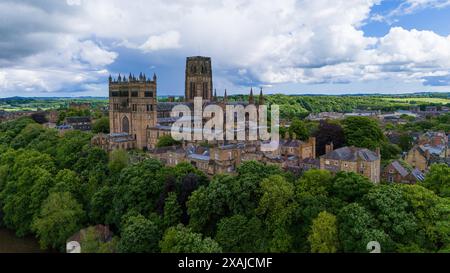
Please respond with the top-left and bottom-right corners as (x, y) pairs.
(380, 142), (401, 160)
(187, 162), (284, 235)
(421, 164), (450, 198)
(89, 186), (113, 224)
(110, 159), (164, 228)
(400, 184), (450, 251)
(118, 214), (161, 253)
(296, 169), (333, 196)
(288, 119), (309, 140)
(92, 117), (110, 134)
(163, 192), (182, 229)
(10, 123), (46, 150)
(156, 135), (181, 148)
(108, 149), (129, 175)
(52, 169), (83, 202)
(160, 224), (222, 253)
(361, 185), (418, 248)
(32, 192), (85, 251)
(398, 133), (413, 152)
(342, 116), (385, 149)
(337, 203), (391, 252)
(215, 215), (266, 252)
(331, 172), (374, 203)
(80, 226), (118, 253)
(256, 175), (297, 252)
(55, 130), (92, 169)
(1, 163), (55, 236)
(308, 211), (339, 253)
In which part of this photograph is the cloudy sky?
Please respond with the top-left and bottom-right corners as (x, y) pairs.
(1, 0), (450, 97)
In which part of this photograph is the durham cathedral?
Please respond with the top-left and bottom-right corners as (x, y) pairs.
(92, 56), (317, 175)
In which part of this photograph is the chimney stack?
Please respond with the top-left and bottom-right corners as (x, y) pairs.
(325, 142), (334, 154)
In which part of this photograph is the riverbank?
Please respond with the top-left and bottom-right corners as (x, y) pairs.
(0, 228), (45, 253)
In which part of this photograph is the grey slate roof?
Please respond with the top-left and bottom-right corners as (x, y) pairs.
(157, 102), (194, 111)
(411, 168), (425, 182)
(66, 116), (91, 123)
(390, 160), (409, 177)
(321, 146), (379, 162)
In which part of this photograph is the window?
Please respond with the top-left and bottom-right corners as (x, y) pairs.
(112, 91), (119, 97)
(132, 104), (137, 112)
(146, 104), (153, 112)
(122, 116), (129, 133)
(190, 82), (195, 98)
(145, 91), (153, 98)
(131, 91), (138, 97)
(203, 82), (208, 98)
(325, 160), (330, 165)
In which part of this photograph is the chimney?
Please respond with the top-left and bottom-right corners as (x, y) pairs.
(284, 131), (289, 140)
(375, 147), (381, 158)
(310, 137), (316, 159)
(325, 142), (334, 154)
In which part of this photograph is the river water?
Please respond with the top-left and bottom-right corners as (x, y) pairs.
(0, 228), (45, 253)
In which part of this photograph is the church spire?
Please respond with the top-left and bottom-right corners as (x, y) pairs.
(249, 87), (254, 104)
(259, 87), (265, 105)
(224, 89), (228, 103)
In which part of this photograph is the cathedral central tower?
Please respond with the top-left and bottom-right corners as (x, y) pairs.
(185, 56), (213, 102)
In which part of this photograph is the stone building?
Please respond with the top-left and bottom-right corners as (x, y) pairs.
(96, 56), (317, 176)
(320, 144), (381, 183)
(381, 160), (424, 184)
(65, 116), (92, 131)
(69, 102), (91, 111)
(108, 73), (158, 149)
(185, 56), (213, 102)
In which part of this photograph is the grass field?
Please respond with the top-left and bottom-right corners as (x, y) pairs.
(380, 97), (450, 104)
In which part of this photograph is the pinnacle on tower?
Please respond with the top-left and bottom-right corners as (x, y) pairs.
(249, 87), (254, 104)
(224, 89), (228, 102)
(108, 75), (112, 83)
(153, 73), (157, 82)
(259, 87), (265, 105)
(118, 74), (122, 82)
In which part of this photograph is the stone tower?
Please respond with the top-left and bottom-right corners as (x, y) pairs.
(109, 73), (157, 149)
(185, 56), (213, 102)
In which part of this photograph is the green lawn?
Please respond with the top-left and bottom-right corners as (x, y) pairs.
(380, 97), (450, 104)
